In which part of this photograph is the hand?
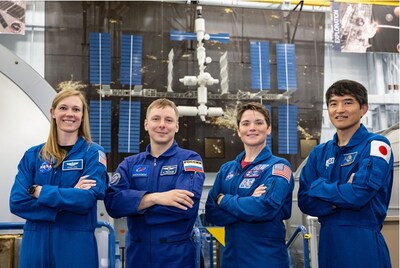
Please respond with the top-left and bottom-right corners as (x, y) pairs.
(152, 189), (195, 210)
(252, 184), (266, 197)
(347, 173), (355, 184)
(32, 185), (42, 199)
(216, 193), (224, 205)
(75, 175), (96, 190)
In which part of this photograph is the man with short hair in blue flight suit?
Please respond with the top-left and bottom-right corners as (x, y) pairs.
(298, 79), (394, 268)
(104, 98), (205, 268)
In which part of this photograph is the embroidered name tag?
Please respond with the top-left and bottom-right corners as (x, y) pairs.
(244, 170), (261, 178)
(341, 152), (357, 166)
(62, 159), (83, 171)
(160, 165), (177, 176)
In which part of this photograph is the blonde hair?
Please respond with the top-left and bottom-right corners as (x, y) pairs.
(146, 98), (179, 119)
(40, 89), (91, 167)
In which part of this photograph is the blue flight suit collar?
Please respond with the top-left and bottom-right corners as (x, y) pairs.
(145, 140), (178, 158)
(234, 146), (273, 168)
(332, 123), (369, 148)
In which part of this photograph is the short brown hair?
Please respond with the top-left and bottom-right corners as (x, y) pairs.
(236, 102), (271, 127)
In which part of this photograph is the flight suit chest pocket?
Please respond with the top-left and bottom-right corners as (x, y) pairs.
(159, 165), (180, 191)
(35, 161), (54, 185)
(131, 165), (149, 190)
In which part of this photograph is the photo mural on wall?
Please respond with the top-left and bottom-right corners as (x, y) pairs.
(44, 1), (325, 171)
(331, 2), (399, 53)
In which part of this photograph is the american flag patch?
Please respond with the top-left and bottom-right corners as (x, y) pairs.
(98, 150), (107, 168)
(183, 160), (204, 173)
(272, 164), (291, 182)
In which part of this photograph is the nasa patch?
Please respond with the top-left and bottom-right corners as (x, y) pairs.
(225, 171), (235, 181)
(39, 161), (53, 173)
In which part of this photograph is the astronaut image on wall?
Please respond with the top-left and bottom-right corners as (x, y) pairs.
(332, 3), (399, 53)
(0, 1), (25, 34)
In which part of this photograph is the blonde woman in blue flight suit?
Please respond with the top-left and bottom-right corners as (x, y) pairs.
(10, 88), (108, 268)
(298, 79), (394, 268)
(205, 102), (295, 268)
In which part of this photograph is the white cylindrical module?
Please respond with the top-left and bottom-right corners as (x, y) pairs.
(197, 85), (207, 104)
(195, 19), (205, 42)
(207, 107), (224, 117)
(179, 76), (198, 86)
(177, 106), (198, 116)
(197, 46), (206, 66)
(198, 103), (208, 119)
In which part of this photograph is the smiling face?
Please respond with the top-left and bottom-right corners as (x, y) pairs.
(237, 109), (271, 147)
(144, 105), (179, 147)
(328, 94), (368, 133)
(51, 95), (83, 137)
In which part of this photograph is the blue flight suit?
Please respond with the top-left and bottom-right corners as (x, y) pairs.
(104, 141), (205, 268)
(9, 137), (108, 268)
(205, 146), (294, 268)
(298, 124), (394, 268)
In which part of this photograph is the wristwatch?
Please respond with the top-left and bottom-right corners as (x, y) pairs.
(28, 185), (38, 196)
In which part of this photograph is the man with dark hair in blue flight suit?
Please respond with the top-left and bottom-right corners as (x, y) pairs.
(298, 79), (394, 268)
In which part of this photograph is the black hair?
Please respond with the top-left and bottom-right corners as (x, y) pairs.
(325, 79), (368, 107)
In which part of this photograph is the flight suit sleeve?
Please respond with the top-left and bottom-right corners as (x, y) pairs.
(298, 149), (337, 216)
(308, 139), (393, 209)
(38, 145), (108, 214)
(145, 154), (206, 225)
(104, 159), (148, 218)
(218, 163), (295, 222)
(9, 149), (58, 221)
(205, 169), (239, 226)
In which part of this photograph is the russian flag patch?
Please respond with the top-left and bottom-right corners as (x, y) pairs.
(183, 160), (204, 173)
(370, 140), (391, 164)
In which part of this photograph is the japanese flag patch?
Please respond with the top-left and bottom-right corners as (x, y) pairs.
(370, 140), (391, 164)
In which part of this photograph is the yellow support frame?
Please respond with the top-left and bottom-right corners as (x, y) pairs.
(246, 0), (400, 7)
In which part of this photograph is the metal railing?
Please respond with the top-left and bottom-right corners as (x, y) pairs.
(193, 227), (202, 268)
(286, 224), (311, 268)
(0, 221), (116, 268)
(195, 220), (311, 268)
